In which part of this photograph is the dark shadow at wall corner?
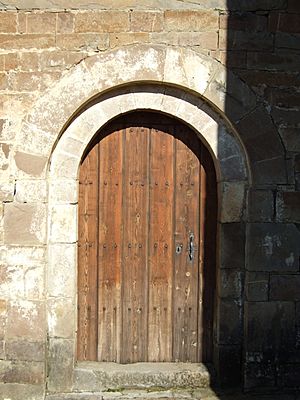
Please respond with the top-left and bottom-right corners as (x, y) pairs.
(212, 0), (300, 396)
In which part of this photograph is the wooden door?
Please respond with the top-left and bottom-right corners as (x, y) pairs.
(77, 112), (216, 363)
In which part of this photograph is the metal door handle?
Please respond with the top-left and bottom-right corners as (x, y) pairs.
(188, 233), (194, 261)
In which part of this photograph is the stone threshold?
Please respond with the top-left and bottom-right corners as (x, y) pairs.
(72, 362), (213, 392)
(45, 388), (216, 400)
(45, 388), (299, 400)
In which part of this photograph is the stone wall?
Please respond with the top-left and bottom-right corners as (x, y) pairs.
(0, 0), (299, 398)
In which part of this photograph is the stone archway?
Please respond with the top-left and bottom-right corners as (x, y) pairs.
(13, 44), (285, 393)
(47, 84), (249, 393)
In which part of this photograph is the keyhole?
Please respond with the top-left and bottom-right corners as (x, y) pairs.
(176, 244), (183, 254)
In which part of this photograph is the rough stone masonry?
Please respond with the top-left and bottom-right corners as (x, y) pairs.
(0, 1), (300, 399)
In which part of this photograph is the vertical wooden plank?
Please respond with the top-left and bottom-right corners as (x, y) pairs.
(173, 127), (201, 362)
(98, 129), (123, 362)
(201, 144), (217, 362)
(198, 144), (206, 362)
(148, 126), (174, 362)
(121, 125), (149, 363)
(77, 144), (99, 361)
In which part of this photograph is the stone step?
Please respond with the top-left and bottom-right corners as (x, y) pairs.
(72, 362), (212, 392)
(45, 389), (296, 400)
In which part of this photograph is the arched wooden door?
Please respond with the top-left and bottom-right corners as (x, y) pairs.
(77, 111), (216, 364)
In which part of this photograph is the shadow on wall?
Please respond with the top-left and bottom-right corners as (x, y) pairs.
(213, 0), (300, 394)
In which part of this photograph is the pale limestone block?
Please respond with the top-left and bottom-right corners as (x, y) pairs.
(204, 63), (227, 113)
(182, 50), (215, 95)
(204, 64), (257, 122)
(220, 181), (246, 223)
(48, 298), (74, 339)
(50, 204), (77, 243)
(16, 122), (55, 158)
(160, 91), (188, 115)
(0, 203), (3, 244)
(0, 264), (44, 300)
(118, 92), (136, 114)
(50, 151), (79, 179)
(97, 96), (127, 124)
(1, 114), (23, 142)
(6, 300), (46, 340)
(164, 47), (189, 88)
(0, 143), (11, 179)
(24, 266), (44, 300)
(67, 104), (108, 143)
(27, 63), (99, 137)
(85, 45), (166, 89)
(0, 245), (46, 266)
(0, 264), (25, 298)
(15, 180), (47, 203)
(0, 180), (15, 201)
(132, 91), (164, 111)
(49, 179), (77, 205)
(47, 244), (76, 298)
(4, 203), (47, 245)
(58, 136), (85, 158)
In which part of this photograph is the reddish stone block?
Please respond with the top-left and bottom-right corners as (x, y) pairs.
(130, 11), (163, 32)
(74, 11), (129, 33)
(56, 33), (109, 51)
(220, 13), (267, 32)
(57, 12), (74, 33)
(26, 12), (56, 34)
(269, 12), (300, 33)
(0, 34), (55, 50)
(248, 50), (300, 72)
(164, 10), (219, 32)
(0, 12), (17, 33)
(4, 53), (18, 70)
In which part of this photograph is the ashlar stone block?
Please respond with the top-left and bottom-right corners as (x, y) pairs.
(50, 204), (77, 243)
(14, 151), (47, 178)
(6, 340), (45, 361)
(245, 301), (295, 352)
(47, 244), (76, 298)
(48, 298), (74, 339)
(270, 274), (300, 301)
(246, 272), (269, 301)
(248, 189), (274, 222)
(217, 299), (242, 345)
(247, 223), (300, 271)
(6, 300), (45, 341)
(0, 180), (14, 201)
(276, 191), (300, 223)
(47, 338), (73, 393)
(219, 269), (243, 299)
(4, 203), (47, 245)
(221, 223), (245, 268)
(0, 360), (44, 384)
(15, 179), (47, 203)
(0, 383), (44, 400)
(220, 181), (246, 223)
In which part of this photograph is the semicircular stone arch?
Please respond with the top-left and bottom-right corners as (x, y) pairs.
(15, 44), (285, 393)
